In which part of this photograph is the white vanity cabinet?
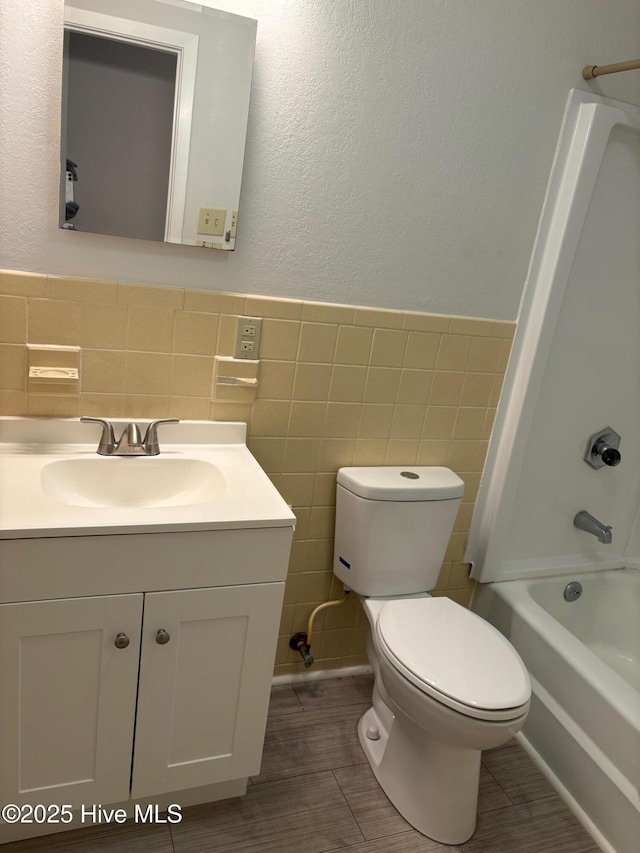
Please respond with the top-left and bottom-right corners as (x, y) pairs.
(0, 418), (295, 843)
(0, 581), (283, 813)
(0, 593), (143, 808)
(131, 582), (284, 798)
(0, 527), (292, 846)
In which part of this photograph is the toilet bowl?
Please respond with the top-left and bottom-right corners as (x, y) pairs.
(333, 466), (531, 844)
(358, 596), (529, 844)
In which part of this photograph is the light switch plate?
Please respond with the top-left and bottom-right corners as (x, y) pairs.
(197, 208), (226, 236)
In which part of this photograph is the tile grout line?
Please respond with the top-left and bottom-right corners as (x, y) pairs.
(251, 757), (369, 789)
(168, 821), (178, 853)
(480, 758), (518, 808)
(329, 768), (368, 849)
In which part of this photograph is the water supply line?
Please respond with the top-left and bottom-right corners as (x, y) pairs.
(289, 588), (350, 668)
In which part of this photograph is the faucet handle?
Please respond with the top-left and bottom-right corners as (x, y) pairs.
(80, 417), (117, 455)
(143, 418), (179, 455)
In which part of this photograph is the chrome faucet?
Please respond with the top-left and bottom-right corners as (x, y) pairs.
(573, 510), (612, 544)
(81, 417), (179, 456)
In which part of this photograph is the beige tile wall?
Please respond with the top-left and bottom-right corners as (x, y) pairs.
(0, 269), (515, 676)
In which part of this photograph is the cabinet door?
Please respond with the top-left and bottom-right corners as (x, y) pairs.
(0, 594), (142, 807)
(131, 582), (284, 799)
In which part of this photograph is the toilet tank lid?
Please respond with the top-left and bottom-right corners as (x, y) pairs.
(337, 467), (464, 501)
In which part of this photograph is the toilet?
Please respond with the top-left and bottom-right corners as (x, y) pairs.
(334, 466), (531, 845)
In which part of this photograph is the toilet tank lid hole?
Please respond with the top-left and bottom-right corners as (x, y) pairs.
(337, 466), (464, 502)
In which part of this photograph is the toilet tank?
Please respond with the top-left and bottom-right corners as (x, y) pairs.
(333, 467), (464, 597)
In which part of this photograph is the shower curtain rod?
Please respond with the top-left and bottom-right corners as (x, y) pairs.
(582, 58), (640, 79)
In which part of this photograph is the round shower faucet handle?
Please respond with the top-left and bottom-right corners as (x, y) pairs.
(595, 441), (621, 467)
(584, 427), (622, 470)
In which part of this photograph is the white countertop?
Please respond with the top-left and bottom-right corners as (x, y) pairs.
(0, 418), (296, 539)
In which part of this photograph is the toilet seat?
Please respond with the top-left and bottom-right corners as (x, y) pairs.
(375, 597), (530, 722)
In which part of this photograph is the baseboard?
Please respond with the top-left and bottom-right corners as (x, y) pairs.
(272, 664), (373, 686)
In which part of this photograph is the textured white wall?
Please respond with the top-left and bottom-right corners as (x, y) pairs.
(1, 0), (639, 320)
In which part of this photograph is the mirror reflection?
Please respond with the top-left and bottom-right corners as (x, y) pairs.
(60, 0), (256, 250)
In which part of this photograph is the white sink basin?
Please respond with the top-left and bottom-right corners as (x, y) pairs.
(0, 418), (296, 538)
(41, 457), (226, 508)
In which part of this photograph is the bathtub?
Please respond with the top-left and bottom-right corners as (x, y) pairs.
(473, 568), (640, 853)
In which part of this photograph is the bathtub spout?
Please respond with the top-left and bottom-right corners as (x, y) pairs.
(573, 510), (612, 544)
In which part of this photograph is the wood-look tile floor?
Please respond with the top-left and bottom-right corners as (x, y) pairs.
(3, 675), (600, 853)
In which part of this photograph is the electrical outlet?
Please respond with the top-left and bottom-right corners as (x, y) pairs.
(230, 210), (238, 238)
(235, 316), (262, 359)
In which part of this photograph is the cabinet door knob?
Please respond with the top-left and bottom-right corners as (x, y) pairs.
(114, 632), (130, 649)
(155, 629), (171, 645)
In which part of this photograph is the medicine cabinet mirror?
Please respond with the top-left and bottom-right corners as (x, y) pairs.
(60, 0), (256, 250)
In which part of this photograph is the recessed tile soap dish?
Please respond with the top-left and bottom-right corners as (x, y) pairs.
(26, 344), (81, 395)
(215, 375), (258, 387)
(28, 366), (79, 383)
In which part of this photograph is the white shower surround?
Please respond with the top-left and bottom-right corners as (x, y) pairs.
(467, 90), (640, 582)
(467, 91), (640, 853)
